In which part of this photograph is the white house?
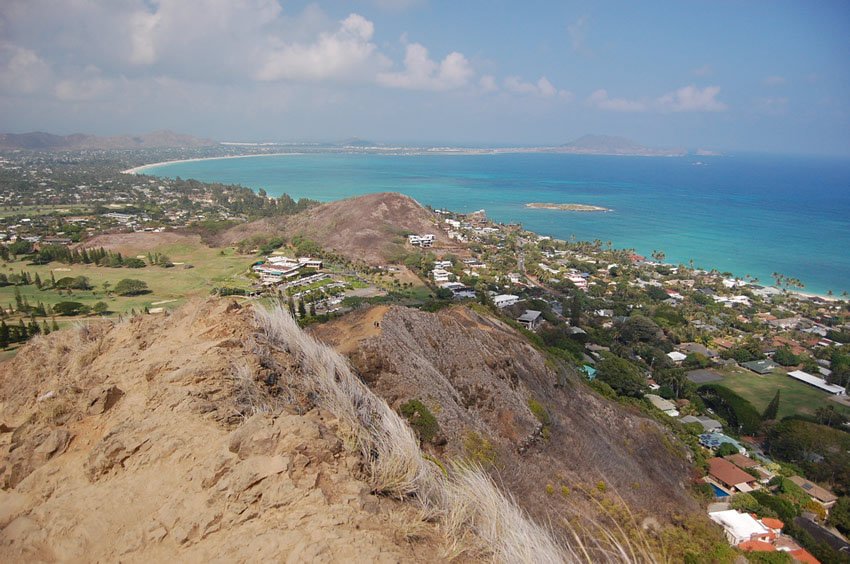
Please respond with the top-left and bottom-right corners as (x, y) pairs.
(667, 351), (688, 364)
(408, 234), (435, 248)
(431, 268), (451, 283)
(708, 510), (771, 546)
(493, 294), (519, 308)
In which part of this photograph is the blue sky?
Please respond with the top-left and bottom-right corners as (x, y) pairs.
(1, 0), (848, 154)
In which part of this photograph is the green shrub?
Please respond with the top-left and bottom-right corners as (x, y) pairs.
(527, 398), (551, 426)
(399, 399), (440, 443)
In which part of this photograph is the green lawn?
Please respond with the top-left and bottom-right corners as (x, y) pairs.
(0, 242), (254, 321)
(717, 366), (850, 419)
(0, 204), (92, 219)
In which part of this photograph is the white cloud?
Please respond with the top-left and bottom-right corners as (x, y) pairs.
(504, 76), (569, 98)
(257, 14), (387, 82)
(656, 85), (727, 112)
(588, 85), (727, 113)
(587, 89), (647, 112)
(567, 15), (590, 54)
(54, 67), (115, 101)
(479, 74), (498, 93)
(763, 75), (786, 86)
(0, 44), (51, 94)
(377, 43), (473, 91)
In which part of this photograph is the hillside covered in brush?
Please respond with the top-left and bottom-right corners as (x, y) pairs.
(215, 192), (455, 265)
(0, 296), (731, 562)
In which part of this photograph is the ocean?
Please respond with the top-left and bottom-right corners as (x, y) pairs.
(144, 152), (850, 296)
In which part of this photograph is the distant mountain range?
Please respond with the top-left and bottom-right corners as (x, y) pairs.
(0, 130), (218, 150)
(554, 134), (686, 157)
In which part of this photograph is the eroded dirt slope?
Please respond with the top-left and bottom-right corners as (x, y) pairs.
(0, 300), (440, 562)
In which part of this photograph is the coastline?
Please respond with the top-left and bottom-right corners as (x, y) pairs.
(121, 152), (303, 175)
(123, 152), (845, 300)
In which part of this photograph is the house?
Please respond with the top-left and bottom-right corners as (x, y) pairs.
(516, 310), (543, 331)
(741, 359), (779, 375)
(452, 287), (477, 300)
(788, 476), (838, 509)
(301, 258), (323, 269)
(667, 351), (688, 364)
(680, 414), (723, 433)
(645, 394), (679, 417)
(725, 453), (774, 482)
(408, 234), (435, 248)
(493, 294), (519, 308)
(706, 457), (761, 494)
(678, 342), (718, 358)
(708, 509), (773, 545)
(431, 268), (451, 283)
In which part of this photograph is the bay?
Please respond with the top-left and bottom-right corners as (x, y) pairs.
(145, 152), (850, 296)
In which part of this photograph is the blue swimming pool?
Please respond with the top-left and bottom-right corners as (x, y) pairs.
(711, 484), (730, 498)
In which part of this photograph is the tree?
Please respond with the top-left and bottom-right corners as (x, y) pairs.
(773, 347), (798, 367)
(0, 320), (8, 349)
(595, 355), (647, 398)
(53, 301), (86, 316)
(827, 497), (850, 537)
(762, 389), (781, 421)
(716, 442), (740, 457)
(92, 301), (109, 315)
(114, 278), (150, 296)
(297, 299), (306, 319)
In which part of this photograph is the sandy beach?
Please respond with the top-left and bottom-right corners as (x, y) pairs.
(121, 152), (303, 175)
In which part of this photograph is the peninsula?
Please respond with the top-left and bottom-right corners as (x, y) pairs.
(526, 202), (612, 212)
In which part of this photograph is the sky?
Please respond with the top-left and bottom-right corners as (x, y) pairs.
(1, 1), (849, 155)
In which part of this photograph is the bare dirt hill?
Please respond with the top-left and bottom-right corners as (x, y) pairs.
(311, 305), (700, 525)
(0, 300), (442, 562)
(217, 192), (457, 265)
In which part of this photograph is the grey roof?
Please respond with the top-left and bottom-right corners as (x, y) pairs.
(741, 359), (779, 374)
(517, 310), (542, 322)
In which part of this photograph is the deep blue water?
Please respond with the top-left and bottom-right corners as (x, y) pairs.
(145, 152), (850, 295)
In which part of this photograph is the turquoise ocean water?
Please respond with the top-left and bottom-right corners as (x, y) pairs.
(145, 152), (850, 296)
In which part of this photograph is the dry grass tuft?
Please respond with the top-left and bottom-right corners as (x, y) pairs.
(254, 303), (652, 563)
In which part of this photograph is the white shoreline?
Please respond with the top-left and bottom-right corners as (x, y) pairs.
(119, 153), (844, 301)
(121, 152), (303, 175)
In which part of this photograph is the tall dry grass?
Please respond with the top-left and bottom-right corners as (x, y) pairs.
(254, 303), (654, 563)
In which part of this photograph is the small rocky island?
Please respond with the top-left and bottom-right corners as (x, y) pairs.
(525, 202), (612, 212)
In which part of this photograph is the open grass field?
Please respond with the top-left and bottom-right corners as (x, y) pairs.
(717, 366), (850, 419)
(0, 240), (254, 322)
(0, 204), (92, 219)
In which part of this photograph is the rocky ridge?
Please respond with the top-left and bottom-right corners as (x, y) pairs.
(0, 300), (440, 562)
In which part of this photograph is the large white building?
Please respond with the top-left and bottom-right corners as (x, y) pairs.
(493, 294), (519, 308)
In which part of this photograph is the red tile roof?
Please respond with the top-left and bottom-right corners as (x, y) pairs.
(708, 457), (756, 488)
(739, 540), (775, 552)
(761, 517), (784, 531)
(725, 453), (759, 469)
(790, 548), (821, 564)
